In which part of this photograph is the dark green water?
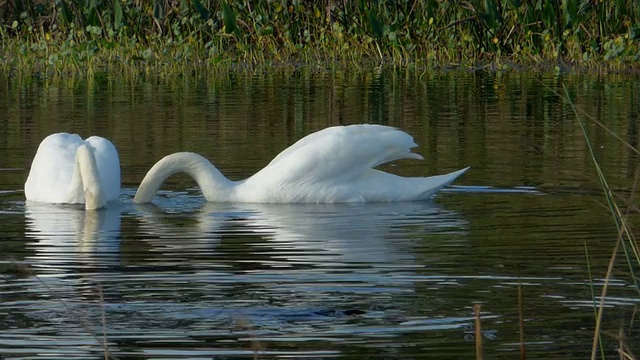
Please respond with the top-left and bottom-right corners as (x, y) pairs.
(0, 70), (639, 358)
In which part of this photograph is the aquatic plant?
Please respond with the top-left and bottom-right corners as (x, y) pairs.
(1, 0), (640, 77)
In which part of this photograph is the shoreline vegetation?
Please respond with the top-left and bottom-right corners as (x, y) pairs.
(1, 0), (640, 78)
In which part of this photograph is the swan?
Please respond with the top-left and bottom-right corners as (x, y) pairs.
(134, 124), (469, 204)
(24, 133), (121, 210)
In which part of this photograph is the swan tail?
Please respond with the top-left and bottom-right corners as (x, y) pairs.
(417, 166), (470, 198)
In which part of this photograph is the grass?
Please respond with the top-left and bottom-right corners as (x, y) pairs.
(1, 1), (640, 77)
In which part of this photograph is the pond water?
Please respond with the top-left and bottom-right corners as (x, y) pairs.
(0, 70), (639, 358)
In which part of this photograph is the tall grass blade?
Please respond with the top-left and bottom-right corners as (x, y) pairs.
(584, 243), (606, 360)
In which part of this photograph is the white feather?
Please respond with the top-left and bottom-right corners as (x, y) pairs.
(24, 133), (121, 210)
(134, 124), (469, 204)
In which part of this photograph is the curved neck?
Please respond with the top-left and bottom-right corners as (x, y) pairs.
(134, 152), (234, 204)
(73, 144), (106, 210)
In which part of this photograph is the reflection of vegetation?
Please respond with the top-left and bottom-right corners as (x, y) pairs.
(0, 70), (638, 193)
(1, 1), (640, 76)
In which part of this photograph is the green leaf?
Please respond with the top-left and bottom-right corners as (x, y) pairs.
(482, 0), (501, 29)
(192, 0), (209, 20)
(86, 6), (99, 27)
(542, 0), (556, 29)
(425, 0), (439, 18)
(222, 2), (236, 34)
(616, 0), (627, 17)
(366, 9), (383, 38)
(58, 0), (74, 24)
(561, 0), (577, 28)
(180, 0), (189, 12)
(114, 0), (123, 29)
(153, 0), (164, 19)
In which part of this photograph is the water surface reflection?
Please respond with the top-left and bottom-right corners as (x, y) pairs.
(3, 194), (480, 358)
(135, 197), (467, 267)
(25, 203), (122, 273)
(1, 69), (639, 358)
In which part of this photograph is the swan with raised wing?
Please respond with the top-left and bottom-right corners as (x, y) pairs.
(25, 133), (121, 210)
(134, 124), (468, 204)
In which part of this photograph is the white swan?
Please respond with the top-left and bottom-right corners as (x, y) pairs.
(24, 133), (121, 210)
(134, 124), (469, 204)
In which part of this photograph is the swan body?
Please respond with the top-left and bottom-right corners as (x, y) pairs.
(134, 124), (469, 204)
(25, 133), (121, 210)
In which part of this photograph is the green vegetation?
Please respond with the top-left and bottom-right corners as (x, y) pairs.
(1, 0), (640, 77)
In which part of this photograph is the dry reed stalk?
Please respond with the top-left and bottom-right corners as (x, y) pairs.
(98, 285), (109, 359)
(518, 283), (525, 360)
(10, 261), (116, 359)
(474, 304), (483, 360)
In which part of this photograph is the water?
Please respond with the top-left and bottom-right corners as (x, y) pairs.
(0, 70), (639, 358)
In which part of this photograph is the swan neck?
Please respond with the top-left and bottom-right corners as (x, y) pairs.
(134, 152), (233, 204)
(75, 144), (106, 210)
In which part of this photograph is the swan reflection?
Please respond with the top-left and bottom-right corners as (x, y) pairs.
(24, 203), (122, 273)
(135, 197), (468, 268)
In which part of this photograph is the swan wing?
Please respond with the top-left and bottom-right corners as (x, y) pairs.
(25, 133), (85, 203)
(248, 125), (423, 190)
(267, 124), (422, 169)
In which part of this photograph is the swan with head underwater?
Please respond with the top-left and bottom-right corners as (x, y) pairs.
(134, 124), (469, 204)
(25, 133), (121, 210)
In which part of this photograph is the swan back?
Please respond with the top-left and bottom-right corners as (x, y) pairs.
(25, 133), (121, 207)
(25, 133), (86, 203)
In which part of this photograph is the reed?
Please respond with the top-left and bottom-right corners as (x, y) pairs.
(8, 261), (115, 359)
(550, 83), (640, 360)
(474, 304), (483, 360)
(2, 1), (640, 77)
(517, 282), (525, 360)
